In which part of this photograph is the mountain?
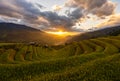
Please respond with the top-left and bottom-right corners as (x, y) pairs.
(67, 26), (120, 43)
(0, 23), (66, 44)
(0, 23), (40, 31)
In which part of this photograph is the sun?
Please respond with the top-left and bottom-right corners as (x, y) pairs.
(46, 30), (68, 36)
(46, 30), (80, 36)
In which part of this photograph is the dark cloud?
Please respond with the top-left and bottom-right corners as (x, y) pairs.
(0, 0), (22, 18)
(65, 0), (107, 9)
(0, 0), (117, 31)
(15, 0), (41, 15)
(65, 0), (116, 17)
(0, 0), (75, 31)
(39, 11), (74, 31)
(0, 0), (78, 31)
(0, 0), (41, 24)
(67, 7), (84, 20)
(87, 0), (107, 10)
(91, 1), (116, 17)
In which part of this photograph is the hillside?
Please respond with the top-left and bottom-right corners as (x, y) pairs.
(0, 23), (66, 45)
(0, 23), (40, 31)
(0, 35), (120, 81)
(67, 26), (120, 42)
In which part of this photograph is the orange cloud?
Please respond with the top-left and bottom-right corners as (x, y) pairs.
(97, 14), (120, 27)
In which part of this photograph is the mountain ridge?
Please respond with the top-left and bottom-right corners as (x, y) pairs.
(0, 22), (41, 31)
(0, 23), (66, 44)
(67, 26), (120, 43)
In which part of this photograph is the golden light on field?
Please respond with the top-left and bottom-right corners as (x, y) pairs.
(46, 30), (80, 36)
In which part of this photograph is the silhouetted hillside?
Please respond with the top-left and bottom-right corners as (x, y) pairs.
(0, 23), (40, 31)
(0, 23), (66, 44)
(67, 26), (120, 42)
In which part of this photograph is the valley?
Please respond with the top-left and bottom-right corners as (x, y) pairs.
(0, 35), (120, 81)
(0, 0), (120, 80)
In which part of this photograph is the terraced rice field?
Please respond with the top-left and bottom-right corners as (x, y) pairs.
(0, 36), (120, 81)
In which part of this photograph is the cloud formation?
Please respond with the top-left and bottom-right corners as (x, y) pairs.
(0, 0), (117, 31)
(65, 0), (116, 17)
(52, 5), (62, 11)
(0, 0), (42, 25)
(97, 14), (120, 27)
(91, 1), (116, 17)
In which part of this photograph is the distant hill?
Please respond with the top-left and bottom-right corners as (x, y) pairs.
(0, 23), (66, 44)
(67, 26), (120, 42)
(0, 23), (40, 31)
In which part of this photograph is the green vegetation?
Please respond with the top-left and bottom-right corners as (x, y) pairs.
(0, 35), (120, 81)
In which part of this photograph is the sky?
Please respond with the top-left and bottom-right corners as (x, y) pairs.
(0, 0), (120, 32)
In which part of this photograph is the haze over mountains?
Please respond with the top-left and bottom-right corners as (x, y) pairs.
(0, 23), (67, 45)
(67, 26), (120, 43)
(0, 23), (120, 45)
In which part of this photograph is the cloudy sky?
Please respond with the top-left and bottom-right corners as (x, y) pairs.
(0, 0), (120, 32)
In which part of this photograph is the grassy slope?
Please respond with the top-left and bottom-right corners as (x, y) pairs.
(0, 35), (120, 81)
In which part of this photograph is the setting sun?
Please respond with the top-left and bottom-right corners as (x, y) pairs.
(47, 30), (67, 35)
(46, 30), (79, 36)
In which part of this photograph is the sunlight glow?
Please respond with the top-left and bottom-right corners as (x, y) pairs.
(46, 30), (79, 36)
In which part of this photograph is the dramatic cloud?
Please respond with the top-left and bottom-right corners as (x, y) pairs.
(67, 7), (84, 20)
(0, 0), (75, 31)
(66, 0), (107, 9)
(91, 1), (116, 17)
(97, 14), (120, 27)
(0, 0), (42, 25)
(0, 0), (117, 31)
(39, 11), (74, 31)
(65, 0), (116, 17)
(64, 0), (117, 30)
